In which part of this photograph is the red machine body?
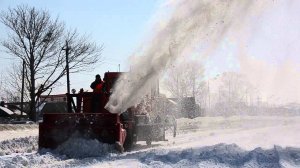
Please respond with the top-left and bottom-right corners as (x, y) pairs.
(39, 72), (128, 151)
(39, 72), (169, 152)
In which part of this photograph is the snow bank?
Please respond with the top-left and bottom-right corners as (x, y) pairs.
(0, 136), (37, 155)
(0, 116), (299, 167)
(0, 134), (117, 167)
(89, 144), (300, 168)
(0, 152), (71, 168)
(2, 143), (299, 168)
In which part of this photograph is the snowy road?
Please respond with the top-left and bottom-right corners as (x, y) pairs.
(0, 116), (300, 167)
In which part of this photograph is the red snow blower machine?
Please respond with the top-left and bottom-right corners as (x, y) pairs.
(39, 72), (176, 152)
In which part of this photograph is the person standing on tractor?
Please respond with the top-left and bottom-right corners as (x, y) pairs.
(91, 74), (103, 93)
(90, 74), (104, 112)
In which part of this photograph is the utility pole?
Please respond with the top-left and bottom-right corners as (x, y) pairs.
(118, 64), (120, 72)
(20, 59), (25, 117)
(65, 41), (70, 95)
(63, 41), (71, 112)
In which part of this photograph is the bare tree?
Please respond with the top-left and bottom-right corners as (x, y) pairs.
(213, 72), (258, 115)
(0, 5), (102, 121)
(218, 72), (251, 104)
(163, 60), (205, 103)
(1, 62), (30, 102)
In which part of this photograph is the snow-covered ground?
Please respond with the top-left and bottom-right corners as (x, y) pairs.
(0, 116), (299, 168)
(0, 124), (38, 141)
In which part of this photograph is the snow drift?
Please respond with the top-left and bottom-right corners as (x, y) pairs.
(0, 136), (37, 156)
(1, 144), (299, 168)
(1, 116), (299, 167)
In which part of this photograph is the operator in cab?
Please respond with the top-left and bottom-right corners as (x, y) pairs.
(90, 74), (103, 93)
(90, 74), (104, 112)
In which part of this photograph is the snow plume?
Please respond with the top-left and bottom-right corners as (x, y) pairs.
(105, 0), (268, 114)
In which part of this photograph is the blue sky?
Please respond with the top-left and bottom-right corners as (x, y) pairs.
(1, 0), (300, 103)
(0, 0), (162, 91)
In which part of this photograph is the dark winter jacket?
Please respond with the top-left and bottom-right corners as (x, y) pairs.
(90, 80), (103, 93)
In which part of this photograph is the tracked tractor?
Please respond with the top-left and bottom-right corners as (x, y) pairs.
(39, 72), (176, 152)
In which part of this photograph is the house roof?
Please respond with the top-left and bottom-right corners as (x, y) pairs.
(0, 106), (14, 117)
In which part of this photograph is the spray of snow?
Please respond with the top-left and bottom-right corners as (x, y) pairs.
(105, 0), (268, 114)
(54, 133), (116, 158)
